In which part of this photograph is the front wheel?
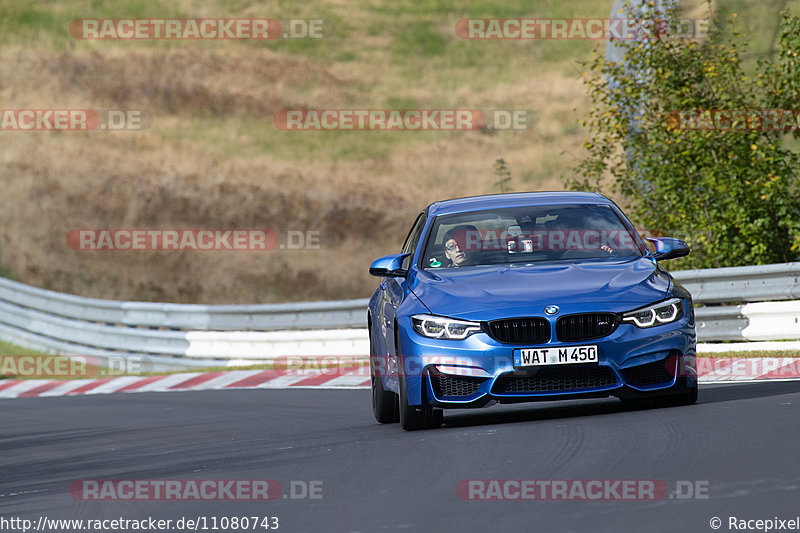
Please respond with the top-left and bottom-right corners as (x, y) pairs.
(654, 379), (698, 407)
(399, 371), (443, 431)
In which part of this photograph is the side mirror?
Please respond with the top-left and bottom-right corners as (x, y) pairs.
(647, 237), (690, 261)
(369, 253), (411, 277)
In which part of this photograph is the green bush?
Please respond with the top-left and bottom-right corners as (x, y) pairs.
(569, 1), (800, 269)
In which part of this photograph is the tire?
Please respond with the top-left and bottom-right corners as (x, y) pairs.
(398, 367), (443, 431)
(394, 328), (443, 431)
(655, 379), (698, 407)
(370, 322), (398, 424)
(372, 358), (399, 423)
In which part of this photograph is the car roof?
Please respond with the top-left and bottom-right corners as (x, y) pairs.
(426, 191), (611, 217)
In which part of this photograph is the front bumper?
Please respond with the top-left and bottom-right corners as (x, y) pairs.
(394, 308), (697, 407)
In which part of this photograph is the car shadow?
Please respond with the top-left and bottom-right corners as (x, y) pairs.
(440, 380), (800, 429)
(441, 398), (625, 428)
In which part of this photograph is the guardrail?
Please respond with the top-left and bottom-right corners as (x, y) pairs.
(0, 276), (370, 370)
(671, 262), (800, 303)
(671, 263), (800, 342)
(0, 277), (369, 330)
(0, 262), (797, 368)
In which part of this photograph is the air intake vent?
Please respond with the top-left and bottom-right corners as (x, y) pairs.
(620, 358), (675, 387)
(492, 366), (619, 394)
(430, 374), (485, 398)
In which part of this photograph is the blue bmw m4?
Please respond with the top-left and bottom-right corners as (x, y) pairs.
(367, 192), (697, 430)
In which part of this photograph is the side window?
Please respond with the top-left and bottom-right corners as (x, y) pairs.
(401, 213), (426, 270)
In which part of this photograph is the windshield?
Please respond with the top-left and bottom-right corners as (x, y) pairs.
(421, 204), (646, 269)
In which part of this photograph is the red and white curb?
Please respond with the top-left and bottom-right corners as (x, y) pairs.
(0, 367), (372, 399)
(1, 358), (800, 400)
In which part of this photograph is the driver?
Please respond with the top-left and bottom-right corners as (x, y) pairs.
(443, 225), (480, 267)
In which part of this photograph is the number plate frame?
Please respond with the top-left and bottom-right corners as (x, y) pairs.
(513, 345), (599, 368)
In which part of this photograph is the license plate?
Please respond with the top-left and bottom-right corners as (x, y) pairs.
(513, 345), (598, 367)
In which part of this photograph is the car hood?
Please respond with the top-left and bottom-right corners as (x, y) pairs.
(409, 257), (671, 321)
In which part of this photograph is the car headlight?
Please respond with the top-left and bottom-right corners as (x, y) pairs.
(412, 314), (482, 340)
(622, 298), (684, 328)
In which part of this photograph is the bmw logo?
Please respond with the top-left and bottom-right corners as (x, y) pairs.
(544, 305), (559, 315)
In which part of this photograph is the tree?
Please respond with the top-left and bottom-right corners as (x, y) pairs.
(494, 158), (513, 192)
(568, 1), (800, 268)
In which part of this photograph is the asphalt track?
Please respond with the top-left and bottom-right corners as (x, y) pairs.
(3, 382), (800, 533)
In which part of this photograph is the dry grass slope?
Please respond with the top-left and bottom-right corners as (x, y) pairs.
(0, 0), (748, 304)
